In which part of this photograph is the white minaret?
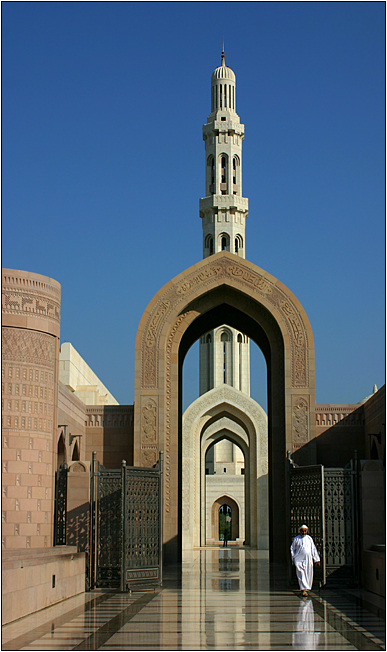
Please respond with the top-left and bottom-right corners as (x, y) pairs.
(199, 49), (250, 400)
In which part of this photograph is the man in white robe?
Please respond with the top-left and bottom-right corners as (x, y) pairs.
(290, 525), (320, 596)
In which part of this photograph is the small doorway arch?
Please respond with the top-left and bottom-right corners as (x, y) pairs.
(212, 496), (240, 542)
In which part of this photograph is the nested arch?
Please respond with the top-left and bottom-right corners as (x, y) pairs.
(183, 385), (267, 551)
(134, 251), (316, 564)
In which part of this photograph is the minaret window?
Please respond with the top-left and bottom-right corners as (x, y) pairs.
(205, 234), (214, 256)
(220, 234), (230, 251)
(232, 156), (240, 194)
(206, 333), (212, 390)
(220, 155), (227, 194)
(235, 234), (243, 255)
(220, 330), (232, 385)
(207, 156), (215, 195)
(221, 157), (226, 183)
(238, 333), (242, 390)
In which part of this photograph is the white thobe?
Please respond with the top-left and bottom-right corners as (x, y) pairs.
(290, 534), (320, 591)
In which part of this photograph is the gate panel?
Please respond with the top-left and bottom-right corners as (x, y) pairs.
(289, 459), (358, 587)
(95, 466), (122, 589)
(324, 468), (356, 583)
(54, 464), (68, 546)
(289, 464), (326, 587)
(122, 456), (163, 591)
(90, 453), (163, 591)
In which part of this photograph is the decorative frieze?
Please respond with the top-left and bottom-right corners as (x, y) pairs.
(2, 281), (60, 327)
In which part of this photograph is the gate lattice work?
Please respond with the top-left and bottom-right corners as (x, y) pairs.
(90, 453), (163, 591)
(289, 458), (358, 587)
(94, 468), (122, 589)
(289, 464), (325, 587)
(54, 463), (68, 546)
(123, 466), (162, 588)
(324, 467), (356, 583)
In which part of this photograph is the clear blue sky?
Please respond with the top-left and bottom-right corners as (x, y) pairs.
(3, 2), (385, 409)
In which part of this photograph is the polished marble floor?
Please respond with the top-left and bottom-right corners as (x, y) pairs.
(2, 548), (385, 651)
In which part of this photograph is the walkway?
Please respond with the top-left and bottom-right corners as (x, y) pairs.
(2, 548), (385, 651)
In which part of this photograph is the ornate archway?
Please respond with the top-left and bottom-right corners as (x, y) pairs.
(134, 251), (315, 564)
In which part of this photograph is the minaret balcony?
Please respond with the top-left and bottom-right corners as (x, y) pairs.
(199, 195), (248, 213)
(203, 120), (244, 138)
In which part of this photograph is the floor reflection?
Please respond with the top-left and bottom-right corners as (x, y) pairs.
(292, 598), (320, 650)
(2, 547), (384, 651)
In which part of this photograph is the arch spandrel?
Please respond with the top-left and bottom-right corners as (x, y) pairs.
(134, 251), (316, 563)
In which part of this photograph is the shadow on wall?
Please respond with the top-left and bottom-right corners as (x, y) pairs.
(86, 405), (134, 469)
(67, 503), (90, 554)
(256, 472), (269, 549)
(102, 406), (134, 468)
(293, 405), (365, 467)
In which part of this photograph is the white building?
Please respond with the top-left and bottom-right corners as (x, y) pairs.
(59, 342), (118, 406)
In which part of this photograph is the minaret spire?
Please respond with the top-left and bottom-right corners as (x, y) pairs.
(198, 55), (250, 396)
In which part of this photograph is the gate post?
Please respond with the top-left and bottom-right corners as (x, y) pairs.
(121, 459), (127, 593)
(89, 452), (97, 590)
(159, 451), (163, 586)
(351, 452), (360, 585)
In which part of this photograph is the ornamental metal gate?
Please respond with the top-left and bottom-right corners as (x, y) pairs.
(289, 459), (358, 587)
(90, 453), (163, 591)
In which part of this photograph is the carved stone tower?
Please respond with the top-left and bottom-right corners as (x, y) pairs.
(199, 50), (250, 398)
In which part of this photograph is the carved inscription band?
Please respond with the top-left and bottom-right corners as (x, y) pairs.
(140, 398), (158, 468)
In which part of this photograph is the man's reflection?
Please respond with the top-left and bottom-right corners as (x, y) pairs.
(292, 598), (320, 650)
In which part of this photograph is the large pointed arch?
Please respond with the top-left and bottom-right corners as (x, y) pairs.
(134, 251), (316, 565)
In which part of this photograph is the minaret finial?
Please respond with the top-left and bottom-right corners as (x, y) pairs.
(221, 39), (225, 66)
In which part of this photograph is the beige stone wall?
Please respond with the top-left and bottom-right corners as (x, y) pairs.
(66, 461), (91, 555)
(85, 405), (134, 468)
(293, 403), (365, 466)
(2, 547), (85, 624)
(363, 384), (385, 460)
(2, 269), (61, 550)
(58, 382), (87, 464)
